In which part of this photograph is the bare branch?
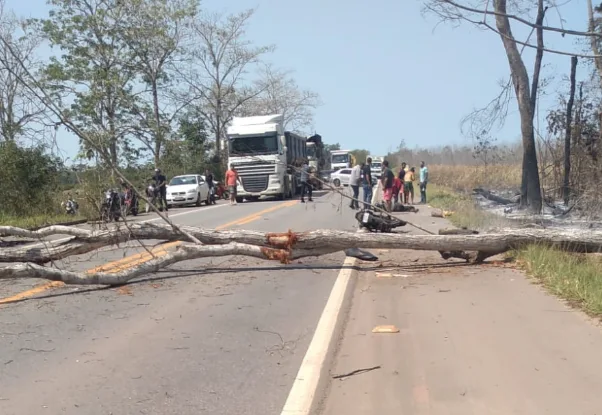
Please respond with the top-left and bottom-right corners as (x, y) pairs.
(438, 0), (602, 38)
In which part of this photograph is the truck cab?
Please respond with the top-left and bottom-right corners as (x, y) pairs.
(227, 114), (306, 202)
(330, 150), (353, 171)
(369, 156), (384, 180)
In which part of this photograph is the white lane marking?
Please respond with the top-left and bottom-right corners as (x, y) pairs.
(31, 204), (226, 247)
(280, 254), (359, 415)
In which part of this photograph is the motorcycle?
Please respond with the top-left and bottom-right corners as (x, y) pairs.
(62, 197), (79, 215)
(208, 184), (217, 205)
(145, 183), (159, 213)
(215, 182), (228, 200)
(100, 189), (122, 222)
(123, 186), (139, 216)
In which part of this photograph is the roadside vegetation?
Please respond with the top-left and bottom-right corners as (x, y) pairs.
(427, 174), (602, 318)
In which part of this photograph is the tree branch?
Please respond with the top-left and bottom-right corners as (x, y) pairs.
(440, 0), (602, 38)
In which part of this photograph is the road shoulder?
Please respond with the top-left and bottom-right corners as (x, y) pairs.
(318, 207), (602, 415)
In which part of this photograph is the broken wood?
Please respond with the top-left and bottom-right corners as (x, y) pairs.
(472, 188), (519, 205)
(431, 209), (453, 218)
(2, 223), (602, 285)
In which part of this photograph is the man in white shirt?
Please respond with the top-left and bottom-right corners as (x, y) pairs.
(349, 162), (363, 209)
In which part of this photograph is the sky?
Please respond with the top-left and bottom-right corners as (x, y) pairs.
(5, 0), (592, 161)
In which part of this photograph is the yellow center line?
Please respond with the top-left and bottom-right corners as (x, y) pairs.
(0, 200), (298, 304)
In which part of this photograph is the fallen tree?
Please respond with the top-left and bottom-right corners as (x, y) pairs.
(1, 223), (602, 285)
(473, 188), (520, 206)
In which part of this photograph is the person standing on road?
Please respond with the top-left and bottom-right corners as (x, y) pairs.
(153, 168), (168, 212)
(348, 161), (362, 209)
(300, 159), (313, 203)
(205, 169), (215, 202)
(398, 162), (407, 204)
(392, 173), (402, 205)
(381, 160), (395, 212)
(404, 167), (416, 205)
(419, 161), (429, 204)
(362, 157), (373, 208)
(225, 164), (241, 205)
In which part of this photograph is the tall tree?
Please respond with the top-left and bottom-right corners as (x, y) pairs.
(121, 0), (199, 167)
(0, 0), (50, 143)
(563, 57), (578, 205)
(182, 9), (274, 162)
(426, 0), (559, 212)
(238, 64), (322, 134)
(33, 0), (137, 166)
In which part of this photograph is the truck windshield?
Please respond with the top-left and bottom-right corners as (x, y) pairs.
(372, 162), (382, 169)
(307, 146), (316, 158)
(230, 134), (279, 156)
(331, 154), (349, 164)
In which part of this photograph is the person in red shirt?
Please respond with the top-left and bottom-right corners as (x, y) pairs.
(225, 164), (241, 205)
(392, 175), (402, 205)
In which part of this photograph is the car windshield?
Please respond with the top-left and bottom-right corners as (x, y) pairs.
(229, 133), (279, 156)
(332, 154), (349, 163)
(170, 176), (197, 186)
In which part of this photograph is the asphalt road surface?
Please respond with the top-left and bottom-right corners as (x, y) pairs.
(319, 208), (602, 415)
(0, 191), (357, 415)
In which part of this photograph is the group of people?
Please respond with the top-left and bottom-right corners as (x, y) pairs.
(348, 158), (429, 212)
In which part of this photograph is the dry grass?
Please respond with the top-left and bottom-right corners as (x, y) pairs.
(428, 164), (521, 193)
(428, 183), (602, 318)
(427, 184), (512, 231)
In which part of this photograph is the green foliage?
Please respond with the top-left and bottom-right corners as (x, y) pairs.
(33, 0), (140, 166)
(160, 109), (213, 178)
(121, 0), (199, 165)
(0, 141), (63, 216)
(517, 246), (602, 317)
(351, 149), (370, 164)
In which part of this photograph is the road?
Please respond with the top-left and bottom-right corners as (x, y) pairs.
(0, 191), (357, 415)
(319, 208), (602, 415)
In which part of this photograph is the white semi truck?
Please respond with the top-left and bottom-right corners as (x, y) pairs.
(369, 156), (384, 180)
(226, 114), (307, 202)
(330, 150), (354, 171)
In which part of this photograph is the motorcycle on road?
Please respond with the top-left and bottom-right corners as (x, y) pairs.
(100, 189), (122, 222)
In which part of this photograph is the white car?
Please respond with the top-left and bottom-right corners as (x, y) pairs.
(166, 174), (211, 207)
(330, 168), (352, 187)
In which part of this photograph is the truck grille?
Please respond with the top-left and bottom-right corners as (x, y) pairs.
(241, 175), (269, 192)
(235, 163), (277, 175)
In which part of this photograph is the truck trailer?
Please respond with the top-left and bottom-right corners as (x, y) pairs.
(226, 114), (306, 203)
(306, 134), (326, 190)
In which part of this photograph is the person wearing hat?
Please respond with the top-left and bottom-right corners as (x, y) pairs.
(153, 168), (168, 212)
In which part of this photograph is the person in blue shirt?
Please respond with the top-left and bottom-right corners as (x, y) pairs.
(419, 161), (429, 204)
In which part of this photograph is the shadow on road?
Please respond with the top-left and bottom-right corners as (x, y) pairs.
(1, 260), (476, 306)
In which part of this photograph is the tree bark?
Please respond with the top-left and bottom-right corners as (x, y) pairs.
(472, 188), (519, 205)
(563, 57), (578, 205)
(2, 224), (602, 285)
(152, 77), (162, 168)
(493, 0), (542, 213)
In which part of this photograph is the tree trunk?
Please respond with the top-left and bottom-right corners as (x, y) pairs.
(563, 57), (578, 205)
(152, 78), (162, 168)
(472, 188), (519, 205)
(2, 223), (602, 285)
(494, 0), (542, 213)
